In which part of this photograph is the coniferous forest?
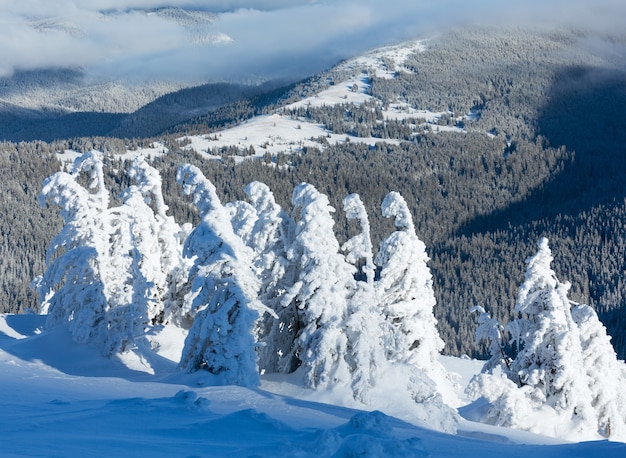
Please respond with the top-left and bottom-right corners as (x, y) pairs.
(1, 25), (626, 364)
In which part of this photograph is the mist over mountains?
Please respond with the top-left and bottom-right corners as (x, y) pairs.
(2, 1), (625, 142)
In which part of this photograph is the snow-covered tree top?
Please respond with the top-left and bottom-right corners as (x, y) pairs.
(516, 237), (571, 315)
(245, 182), (276, 215)
(381, 191), (414, 232)
(176, 164), (222, 217)
(342, 193), (375, 286)
(128, 155), (168, 216)
(292, 182), (335, 218)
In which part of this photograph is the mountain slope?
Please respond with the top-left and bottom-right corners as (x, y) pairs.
(170, 26), (626, 359)
(2, 25), (626, 362)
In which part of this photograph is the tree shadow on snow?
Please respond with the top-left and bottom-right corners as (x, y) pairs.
(0, 318), (178, 381)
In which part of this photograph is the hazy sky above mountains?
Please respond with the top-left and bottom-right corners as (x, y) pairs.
(1, 0), (625, 83)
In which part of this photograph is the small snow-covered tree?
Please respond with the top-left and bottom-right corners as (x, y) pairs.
(282, 183), (356, 389)
(375, 192), (444, 374)
(341, 193), (385, 403)
(507, 238), (594, 432)
(471, 305), (508, 374)
(572, 303), (626, 440)
(176, 165), (268, 387)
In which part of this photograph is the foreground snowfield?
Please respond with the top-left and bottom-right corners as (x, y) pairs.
(1, 314), (624, 457)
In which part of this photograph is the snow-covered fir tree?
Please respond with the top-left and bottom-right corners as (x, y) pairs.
(507, 238), (594, 430)
(36, 151), (113, 350)
(176, 165), (270, 387)
(37, 153), (189, 355)
(281, 183), (356, 389)
(341, 193), (385, 403)
(126, 156), (189, 326)
(572, 303), (626, 440)
(467, 238), (600, 440)
(374, 192), (444, 374)
(241, 181), (297, 374)
(471, 305), (508, 374)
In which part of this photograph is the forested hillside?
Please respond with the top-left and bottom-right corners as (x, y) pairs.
(1, 25), (626, 359)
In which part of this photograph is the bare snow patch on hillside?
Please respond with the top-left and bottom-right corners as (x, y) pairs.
(340, 40), (426, 79)
(182, 113), (401, 159)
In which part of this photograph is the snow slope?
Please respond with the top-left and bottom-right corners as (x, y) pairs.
(181, 39), (466, 162)
(1, 314), (623, 457)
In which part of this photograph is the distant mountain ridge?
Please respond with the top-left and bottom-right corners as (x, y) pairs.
(0, 70), (291, 141)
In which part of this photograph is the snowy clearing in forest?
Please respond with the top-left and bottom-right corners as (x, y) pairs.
(178, 38), (471, 160)
(182, 113), (402, 160)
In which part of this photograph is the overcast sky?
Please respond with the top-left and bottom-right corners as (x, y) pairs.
(1, 1), (625, 83)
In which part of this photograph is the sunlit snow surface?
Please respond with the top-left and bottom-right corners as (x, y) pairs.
(1, 314), (624, 457)
(181, 39), (466, 163)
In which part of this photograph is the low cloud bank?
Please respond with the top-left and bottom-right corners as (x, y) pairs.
(1, 1), (624, 83)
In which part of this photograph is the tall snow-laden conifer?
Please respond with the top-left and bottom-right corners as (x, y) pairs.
(282, 183), (356, 389)
(126, 156), (188, 325)
(37, 152), (186, 355)
(36, 151), (111, 348)
(374, 192), (444, 373)
(507, 238), (594, 432)
(176, 165), (268, 387)
(341, 193), (384, 403)
(243, 181), (296, 374)
(572, 303), (626, 440)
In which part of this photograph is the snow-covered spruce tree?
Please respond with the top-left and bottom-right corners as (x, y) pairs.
(572, 303), (626, 440)
(126, 156), (189, 326)
(507, 238), (595, 435)
(374, 192), (444, 374)
(341, 193), (385, 403)
(374, 191), (458, 413)
(36, 151), (113, 348)
(176, 165), (270, 387)
(281, 183), (356, 389)
(242, 181), (297, 375)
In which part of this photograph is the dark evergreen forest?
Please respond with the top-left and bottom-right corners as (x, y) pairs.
(2, 26), (625, 359)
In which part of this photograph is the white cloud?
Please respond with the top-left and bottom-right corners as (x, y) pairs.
(0, 1), (624, 83)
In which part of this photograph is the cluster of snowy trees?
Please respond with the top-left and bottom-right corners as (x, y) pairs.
(34, 151), (457, 429)
(467, 238), (626, 441)
(27, 150), (626, 440)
